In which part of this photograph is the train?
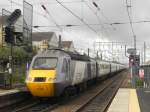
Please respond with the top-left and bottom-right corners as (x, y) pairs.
(25, 49), (126, 97)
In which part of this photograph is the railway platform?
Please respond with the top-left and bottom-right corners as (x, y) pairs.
(107, 72), (150, 112)
(0, 87), (30, 108)
(107, 88), (141, 112)
(0, 83), (27, 96)
(0, 88), (20, 96)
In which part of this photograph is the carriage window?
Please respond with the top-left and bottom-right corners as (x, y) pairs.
(32, 57), (57, 69)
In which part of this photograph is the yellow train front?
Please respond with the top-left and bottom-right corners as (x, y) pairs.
(25, 49), (72, 97)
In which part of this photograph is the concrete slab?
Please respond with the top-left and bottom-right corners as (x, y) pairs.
(0, 89), (20, 96)
(107, 88), (141, 112)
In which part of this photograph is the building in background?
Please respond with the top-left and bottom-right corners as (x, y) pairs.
(32, 32), (58, 51)
(62, 41), (75, 52)
(0, 16), (7, 46)
(0, 27), (2, 46)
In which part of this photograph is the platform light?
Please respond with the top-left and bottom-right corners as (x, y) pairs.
(48, 77), (57, 82)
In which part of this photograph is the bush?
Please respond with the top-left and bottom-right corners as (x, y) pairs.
(135, 77), (144, 87)
(0, 46), (33, 84)
(0, 47), (10, 60)
(0, 46), (33, 60)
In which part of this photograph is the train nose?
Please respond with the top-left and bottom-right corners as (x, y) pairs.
(26, 82), (54, 97)
(25, 70), (56, 97)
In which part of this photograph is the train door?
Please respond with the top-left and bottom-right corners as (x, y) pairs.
(67, 59), (71, 81)
(110, 64), (111, 74)
(62, 58), (70, 81)
(96, 62), (98, 78)
(87, 62), (91, 79)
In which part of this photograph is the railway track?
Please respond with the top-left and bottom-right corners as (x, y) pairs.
(12, 102), (58, 112)
(51, 70), (127, 112)
(78, 72), (126, 112)
(7, 97), (60, 112)
(1, 71), (127, 112)
(1, 92), (59, 112)
(0, 98), (36, 112)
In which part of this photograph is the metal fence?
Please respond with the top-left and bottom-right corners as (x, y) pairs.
(0, 57), (31, 88)
(23, 1), (33, 46)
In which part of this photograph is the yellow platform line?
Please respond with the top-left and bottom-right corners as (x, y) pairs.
(129, 89), (141, 112)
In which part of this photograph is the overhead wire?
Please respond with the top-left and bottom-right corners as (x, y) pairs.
(10, 0), (113, 35)
(84, 1), (104, 29)
(83, 0), (111, 37)
(7, 0), (47, 17)
(33, 19), (150, 28)
(89, 0), (116, 30)
(40, 4), (62, 31)
(125, 0), (136, 49)
(7, 0), (63, 31)
(31, 0), (85, 5)
(111, 20), (150, 25)
(125, 0), (135, 36)
(34, 0), (110, 36)
(31, 0), (101, 5)
(81, 0), (84, 21)
(55, 0), (99, 35)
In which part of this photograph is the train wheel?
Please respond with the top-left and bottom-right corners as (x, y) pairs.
(83, 82), (87, 91)
(61, 88), (70, 101)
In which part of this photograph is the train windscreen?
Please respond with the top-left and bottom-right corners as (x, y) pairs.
(32, 57), (57, 69)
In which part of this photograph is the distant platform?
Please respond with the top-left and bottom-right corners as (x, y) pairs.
(0, 89), (20, 96)
(0, 84), (27, 96)
(0, 87), (30, 108)
(0, 86), (28, 98)
(107, 88), (141, 112)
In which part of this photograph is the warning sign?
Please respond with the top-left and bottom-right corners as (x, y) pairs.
(139, 69), (144, 78)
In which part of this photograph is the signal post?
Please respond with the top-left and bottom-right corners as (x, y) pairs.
(128, 48), (140, 88)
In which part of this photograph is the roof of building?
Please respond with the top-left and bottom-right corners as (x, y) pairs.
(32, 32), (56, 41)
(62, 41), (73, 48)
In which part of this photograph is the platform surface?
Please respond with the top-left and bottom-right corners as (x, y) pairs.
(0, 89), (20, 96)
(137, 88), (150, 112)
(107, 88), (141, 112)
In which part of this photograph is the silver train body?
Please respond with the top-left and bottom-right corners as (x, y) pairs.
(26, 49), (126, 97)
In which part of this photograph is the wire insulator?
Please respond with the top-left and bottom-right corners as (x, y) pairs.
(41, 5), (46, 10)
(93, 2), (98, 8)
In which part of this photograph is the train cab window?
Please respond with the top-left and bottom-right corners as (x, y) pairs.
(32, 57), (57, 69)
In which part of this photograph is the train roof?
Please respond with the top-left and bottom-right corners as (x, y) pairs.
(35, 49), (126, 65)
(95, 58), (126, 65)
(37, 49), (90, 61)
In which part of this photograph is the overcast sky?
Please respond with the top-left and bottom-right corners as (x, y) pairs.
(1, 0), (150, 63)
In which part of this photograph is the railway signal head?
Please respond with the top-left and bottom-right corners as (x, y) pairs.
(5, 26), (14, 44)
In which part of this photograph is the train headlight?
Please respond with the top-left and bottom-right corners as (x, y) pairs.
(26, 77), (32, 81)
(48, 77), (57, 82)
